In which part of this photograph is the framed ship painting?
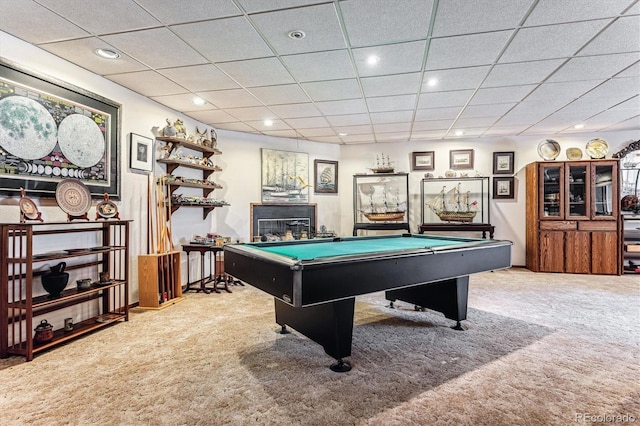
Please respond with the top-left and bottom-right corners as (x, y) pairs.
(261, 148), (309, 203)
(0, 58), (121, 199)
(314, 159), (338, 194)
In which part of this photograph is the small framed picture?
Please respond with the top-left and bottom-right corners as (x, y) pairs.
(314, 159), (338, 193)
(493, 151), (514, 175)
(493, 176), (515, 199)
(450, 149), (474, 170)
(129, 133), (153, 173)
(411, 151), (435, 171)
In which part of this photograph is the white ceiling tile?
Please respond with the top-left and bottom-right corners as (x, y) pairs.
(262, 129), (299, 138)
(171, 16), (273, 62)
(340, 0), (434, 47)
(417, 90), (474, 108)
(301, 79), (362, 101)
(135, 0), (241, 24)
(579, 16), (640, 56)
(564, 77), (640, 111)
(225, 106), (274, 121)
(315, 99), (368, 115)
(624, 2), (640, 14)
(249, 3), (346, 55)
(376, 133), (411, 143)
(482, 59), (565, 87)
(197, 88), (262, 108)
(245, 119), (291, 131)
(422, 66), (491, 92)
(151, 93), (216, 111)
(0, 0), (88, 44)
(353, 41), (426, 77)
(470, 85), (537, 105)
(493, 102), (553, 126)
(237, 0), (327, 13)
(248, 84), (311, 105)
(410, 131), (447, 140)
(361, 73), (422, 97)
(372, 122), (412, 133)
(340, 134), (375, 143)
(433, 0), (533, 37)
(106, 70), (186, 96)
(215, 122), (258, 132)
(459, 103), (517, 118)
(102, 28), (207, 69)
(332, 125), (373, 135)
(414, 107), (463, 120)
(159, 65), (240, 91)
(39, 37), (147, 75)
(310, 135), (343, 143)
(412, 120), (454, 131)
(549, 53), (640, 82)
(524, 80), (605, 105)
(370, 110), (414, 124)
(283, 116), (330, 128)
(426, 31), (512, 69)
(500, 20), (609, 63)
(281, 50), (356, 82)
(270, 103), (321, 118)
(454, 117), (501, 128)
(326, 114), (371, 127)
(579, 108), (640, 130)
(524, 0), (634, 26)
(37, 0), (160, 34)
(367, 95), (417, 113)
(445, 128), (487, 137)
(186, 109), (238, 124)
(482, 126), (529, 135)
(297, 127), (339, 137)
(616, 61), (640, 78)
(602, 115), (640, 131)
(217, 58), (295, 87)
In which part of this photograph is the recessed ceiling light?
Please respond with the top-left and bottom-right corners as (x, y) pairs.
(264, 119), (274, 127)
(338, 132), (348, 136)
(367, 55), (380, 65)
(455, 130), (464, 136)
(427, 78), (438, 87)
(94, 48), (120, 59)
(192, 97), (206, 106)
(288, 30), (306, 40)
(574, 123), (585, 129)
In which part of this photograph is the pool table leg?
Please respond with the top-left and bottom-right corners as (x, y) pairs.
(274, 297), (355, 372)
(385, 276), (469, 330)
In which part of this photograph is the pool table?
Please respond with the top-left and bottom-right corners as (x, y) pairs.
(224, 233), (512, 371)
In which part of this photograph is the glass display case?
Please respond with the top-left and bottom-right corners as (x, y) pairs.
(419, 177), (492, 238)
(352, 173), (409, 235)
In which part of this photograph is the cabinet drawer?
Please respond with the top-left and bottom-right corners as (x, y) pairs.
(578, 221), (617, 231)
(539, 221), (577, 230)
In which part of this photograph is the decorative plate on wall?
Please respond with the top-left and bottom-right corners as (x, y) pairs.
(55, 178), (92, 216)
(566, 147), (583, 160)
(585, 138), (609, 159)
(537, 139), (561, 161)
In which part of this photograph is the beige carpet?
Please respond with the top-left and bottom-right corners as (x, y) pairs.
(0, 268), (638, 425)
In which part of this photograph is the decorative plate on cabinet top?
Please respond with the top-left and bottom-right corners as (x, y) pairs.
(585, 138), (609, 159)
(537, 139), (561, 161)
(566, 147), (583, 161)
(55, 178), (92, 216)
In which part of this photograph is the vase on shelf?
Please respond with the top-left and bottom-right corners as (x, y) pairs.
(41, 262), (69, 297)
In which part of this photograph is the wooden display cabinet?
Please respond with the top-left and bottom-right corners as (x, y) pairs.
(526, 160), (620, 275)
(0, 220), (130, 361)
(137, 251), (184, 309)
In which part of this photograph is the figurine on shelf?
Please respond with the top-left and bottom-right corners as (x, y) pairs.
(174, 118), (187, 139)
(161, 118), (177, 137)
(195, 126), (210, 146)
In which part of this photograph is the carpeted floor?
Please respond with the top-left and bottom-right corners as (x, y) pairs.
(0, 267), (638, 425)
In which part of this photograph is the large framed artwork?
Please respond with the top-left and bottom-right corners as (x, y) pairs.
(261, 148), (309, 203)
(0, 59), (121, 199)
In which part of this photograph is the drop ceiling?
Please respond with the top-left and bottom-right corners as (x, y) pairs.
(1, 0), (639, 144)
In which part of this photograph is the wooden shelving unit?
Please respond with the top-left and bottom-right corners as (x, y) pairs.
(0, 220), (130, 361)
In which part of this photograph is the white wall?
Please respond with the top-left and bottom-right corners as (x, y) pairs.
(0, 31), (638, 302)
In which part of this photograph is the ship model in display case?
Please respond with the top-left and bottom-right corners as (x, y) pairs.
(353, 173), (410, 235)
(425, 182), (479, 223)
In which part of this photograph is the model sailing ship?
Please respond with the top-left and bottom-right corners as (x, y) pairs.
(362, 183), (406, 221)
(369, 154), (395, 173)
(426, 183), (478, 223)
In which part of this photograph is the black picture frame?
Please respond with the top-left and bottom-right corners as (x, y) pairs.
(493, 151), (514, 175)
(129, 133), (153, 173)
(314, 159), (338, 193)
(449, 149), (474, 170)
(411, 151), (435, 171)
(493, 176), (515, 199)
(0, 58), (121, 199)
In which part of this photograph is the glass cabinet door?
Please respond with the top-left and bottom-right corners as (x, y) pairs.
(566, 163), (589, 219)
(592, 162), (618, 219)
(540, 164), (563, 219)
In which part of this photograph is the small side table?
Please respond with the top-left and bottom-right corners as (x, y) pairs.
(182, 244), (232, 294)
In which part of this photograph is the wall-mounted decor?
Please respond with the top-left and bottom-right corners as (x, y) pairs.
(314, 159), (338, 194)
(493, 176), (515, 199)
(0, 59), (121, 199)
(411, 151), (435, 171)
(261, 148), (309, 203)
(450, 149), (474, 170)
(129, 133), (153, 173)
(493, 151), (514, 175)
